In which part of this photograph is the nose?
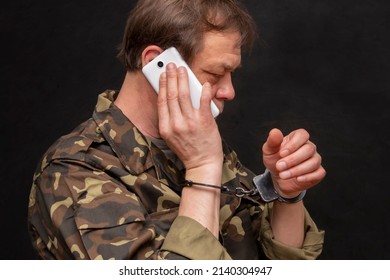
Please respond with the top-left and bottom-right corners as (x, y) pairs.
(215, 73), (235, 101)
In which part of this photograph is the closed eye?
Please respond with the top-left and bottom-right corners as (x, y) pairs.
(205, 71), (223, 83)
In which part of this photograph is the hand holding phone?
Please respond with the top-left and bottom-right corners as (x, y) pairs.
(142, 47), (220, 118)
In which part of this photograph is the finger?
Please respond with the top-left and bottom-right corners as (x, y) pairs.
(276, 141), (317, 171)
(296, 165), (326, 185)
(199, 82), (214, 117)
(262, 128), (284, 156)
(166, 63), (182, 118)
(157, 71), (169, 123)
(177, 66), (194, 117)
(279, 153), (322, 180)
(280, 129), (310, 157)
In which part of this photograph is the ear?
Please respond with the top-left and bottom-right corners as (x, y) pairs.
(141, 45), (164, 68)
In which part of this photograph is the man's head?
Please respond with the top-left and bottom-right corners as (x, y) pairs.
(117, 0), (257, 72)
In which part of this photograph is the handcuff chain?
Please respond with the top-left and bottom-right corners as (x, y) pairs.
(182, 180), (258, 198)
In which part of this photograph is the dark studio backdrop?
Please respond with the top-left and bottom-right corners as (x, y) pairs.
(2, 0), (389, 259)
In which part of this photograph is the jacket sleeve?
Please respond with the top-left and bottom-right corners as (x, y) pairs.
(161, 216), (232, 259)
(259, 203), (325, 260)
(29, 159), (216, 260)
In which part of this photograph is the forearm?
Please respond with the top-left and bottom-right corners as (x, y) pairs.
(271, 201), (305, 248)
(178, 165), (222, 237)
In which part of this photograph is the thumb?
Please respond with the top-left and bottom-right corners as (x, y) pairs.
(262, 128), (284, 156)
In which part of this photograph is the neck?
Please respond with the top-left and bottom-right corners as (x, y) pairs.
(114, 71), (160, 138)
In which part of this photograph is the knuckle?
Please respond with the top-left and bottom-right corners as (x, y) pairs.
(159, 73), (167, 84)
(178, 88), (189, 99)
(171, 121), (182, 133)
(185, 119), (197, 132)
(298, 128), (310, 140)
(157, 96), (167, 106)
(316, 153), (322, 164)
(159, 127), (169, 139)
(309, 154), (321, 168)
(306, 143), (317, 155)
(166, 91), (178, 100)
(320, 166), (327, 178)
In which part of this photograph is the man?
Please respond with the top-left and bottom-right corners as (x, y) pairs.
(28, 0), (325, 259)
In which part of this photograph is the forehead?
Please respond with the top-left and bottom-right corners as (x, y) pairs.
(193, 31), (242, 71)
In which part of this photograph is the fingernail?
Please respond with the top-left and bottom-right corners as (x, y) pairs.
(178, 66), (185, 74)
(280, 149), (289, 157)
(276, 161), (287, 170)
(166, 63), (175, 71)
(297, 176), (306, 182)
(279, 170), (291, 179)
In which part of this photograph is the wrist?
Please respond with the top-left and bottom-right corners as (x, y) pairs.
(183, 150), (223, 172)
(273, 184), (302, 199)
(185, 159), (223, 172)
(253, 170), (306, 203)
(185, 164), (222, 186)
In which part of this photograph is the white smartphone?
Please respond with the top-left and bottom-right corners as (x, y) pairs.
(142, 47), (220, 118)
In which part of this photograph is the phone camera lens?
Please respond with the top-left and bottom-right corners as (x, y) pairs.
(157, 61), (164, 68)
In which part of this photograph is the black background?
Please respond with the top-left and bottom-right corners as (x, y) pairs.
(2, 0), (389, 259)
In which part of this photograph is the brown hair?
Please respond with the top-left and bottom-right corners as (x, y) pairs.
(117, 0), (257, 71)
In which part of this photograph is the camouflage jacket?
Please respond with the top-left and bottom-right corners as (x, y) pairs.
(28, 90), (324, 260)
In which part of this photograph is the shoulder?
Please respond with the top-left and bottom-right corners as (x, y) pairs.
(37, 118), (105, 172)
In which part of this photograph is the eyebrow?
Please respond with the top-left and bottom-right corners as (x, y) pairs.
(220, 62), (242, 72)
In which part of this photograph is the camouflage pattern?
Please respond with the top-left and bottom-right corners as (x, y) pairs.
(28, 90), (324, 260)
